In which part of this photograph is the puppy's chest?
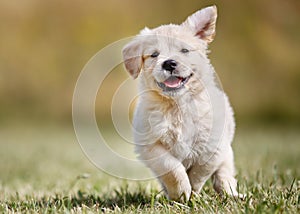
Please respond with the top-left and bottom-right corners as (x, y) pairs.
(153, 105), (212, 159)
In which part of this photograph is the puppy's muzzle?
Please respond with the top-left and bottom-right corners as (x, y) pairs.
(156, 59), (193, 93)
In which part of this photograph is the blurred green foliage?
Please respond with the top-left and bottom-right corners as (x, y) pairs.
(0, 0), (299, 126)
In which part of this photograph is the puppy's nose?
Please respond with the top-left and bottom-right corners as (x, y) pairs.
(162, 59), (177, 72)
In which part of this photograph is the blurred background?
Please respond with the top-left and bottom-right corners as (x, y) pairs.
(0, 0), (299, 195)
(1, 0), (300, 126)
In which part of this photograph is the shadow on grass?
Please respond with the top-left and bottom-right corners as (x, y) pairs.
(4, 188), (162, 212)
(57, 189), (155, 210)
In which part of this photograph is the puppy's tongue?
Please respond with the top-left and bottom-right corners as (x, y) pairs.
(163, 76), (182, 88)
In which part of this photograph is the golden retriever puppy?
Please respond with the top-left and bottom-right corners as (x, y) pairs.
(122, 5), (241, 201)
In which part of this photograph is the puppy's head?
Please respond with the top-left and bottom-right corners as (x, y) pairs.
(123, 6), (217, 97)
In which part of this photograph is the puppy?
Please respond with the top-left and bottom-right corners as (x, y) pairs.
(123, 5), (241, 201)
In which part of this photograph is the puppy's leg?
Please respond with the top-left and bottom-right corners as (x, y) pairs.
(188, 164), (213, 193)
(159, 165), (191, 201)
(212, 148), (241, 197)
(139, 143), (191, 201)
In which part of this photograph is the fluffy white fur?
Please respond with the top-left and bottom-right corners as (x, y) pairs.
(122, 5), (242, 201)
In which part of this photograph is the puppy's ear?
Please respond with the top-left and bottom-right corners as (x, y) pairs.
(122, 39), (143, 79)
(182, 5), (217, 43)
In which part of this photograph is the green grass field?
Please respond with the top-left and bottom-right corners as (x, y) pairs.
(0, 123), (299, 213)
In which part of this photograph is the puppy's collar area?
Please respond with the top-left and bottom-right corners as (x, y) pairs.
(156, 73), (193, 92)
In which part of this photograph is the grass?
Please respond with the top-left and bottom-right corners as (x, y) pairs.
(0, 123), (299, 213)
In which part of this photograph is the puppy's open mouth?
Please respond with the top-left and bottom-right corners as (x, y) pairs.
(156, 74), (192, 92)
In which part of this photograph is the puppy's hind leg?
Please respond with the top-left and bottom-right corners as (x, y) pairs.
(188, 164), (213, 194)
(212, 148), (243, 198)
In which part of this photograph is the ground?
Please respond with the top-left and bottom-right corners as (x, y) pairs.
(0, 123), (299, 213)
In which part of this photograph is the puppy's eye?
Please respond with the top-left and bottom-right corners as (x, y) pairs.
(150, 51), (160, 58)
(181, 48), (189, 53)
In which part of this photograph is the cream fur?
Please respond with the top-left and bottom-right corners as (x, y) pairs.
(122, 6), (242, 201)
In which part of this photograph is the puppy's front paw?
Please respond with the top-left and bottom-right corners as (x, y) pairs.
(167, 180), (192, 202)
(235, 193), (246, 200)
